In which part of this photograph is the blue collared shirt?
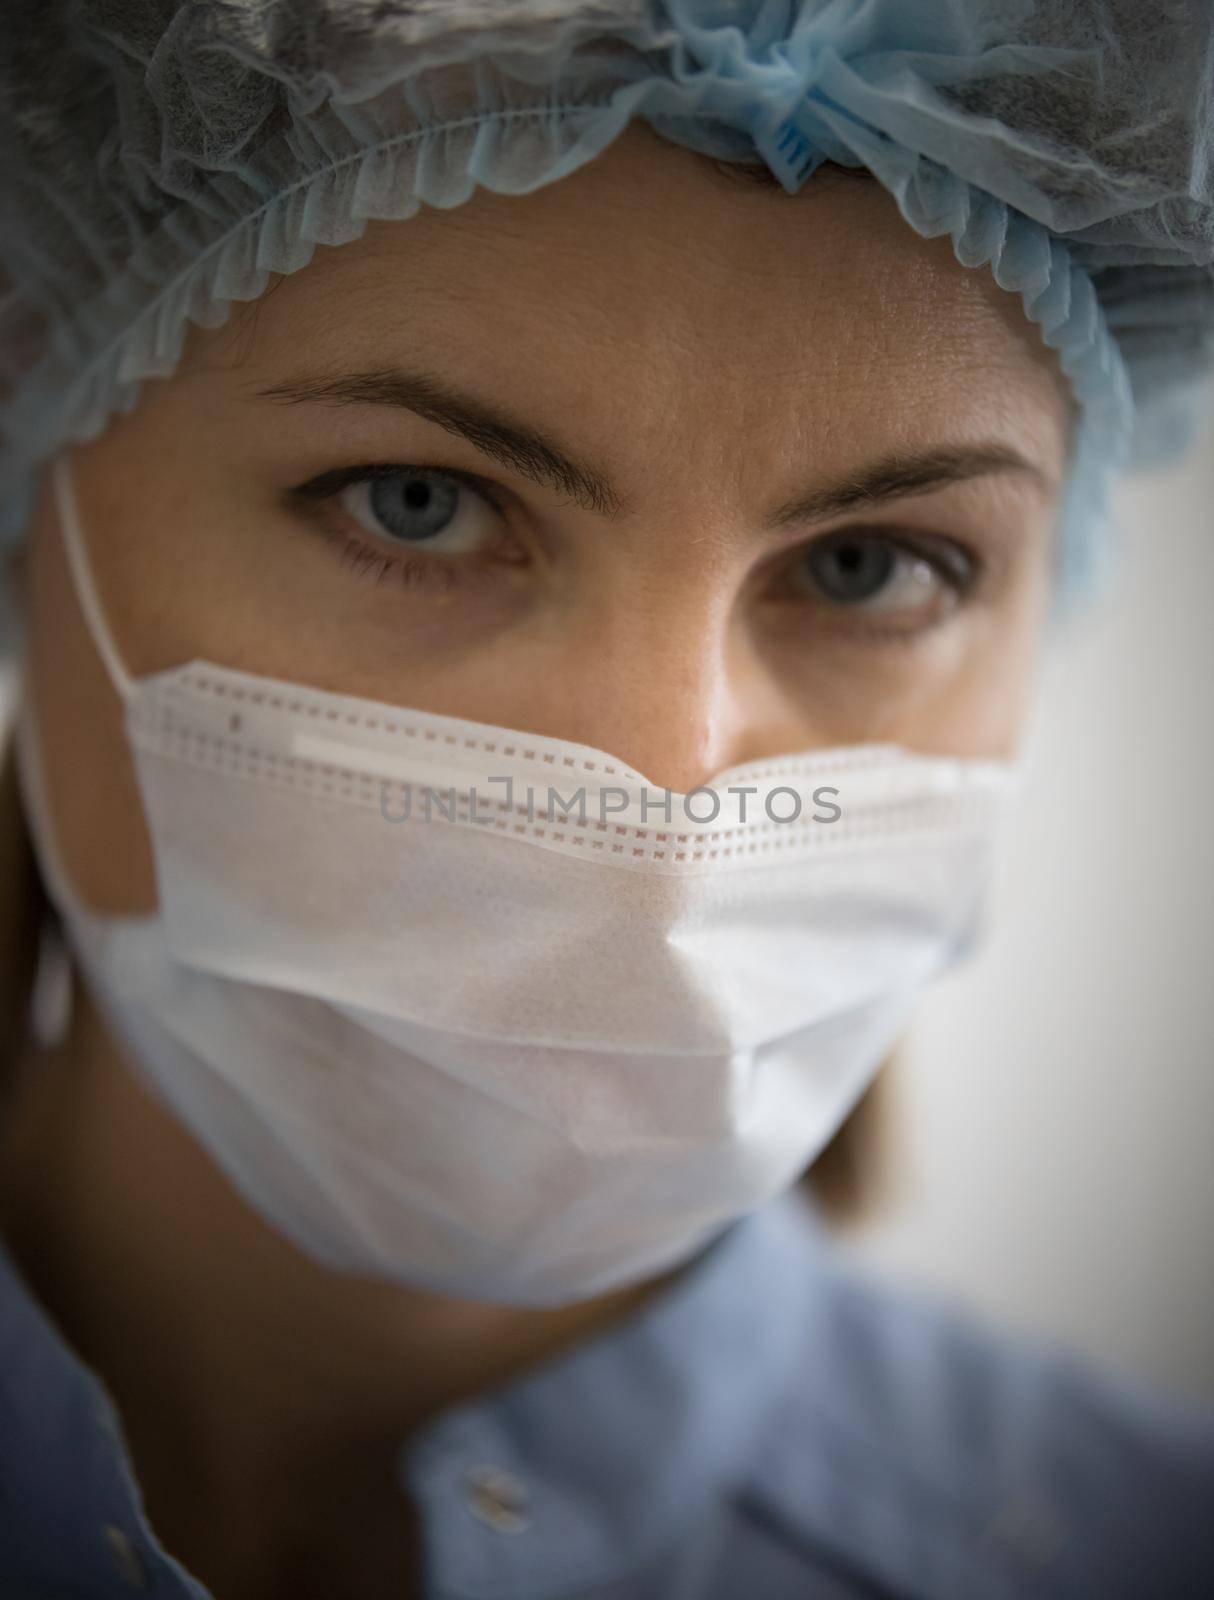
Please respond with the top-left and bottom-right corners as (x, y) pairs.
(1, 1186), (1212, 1599)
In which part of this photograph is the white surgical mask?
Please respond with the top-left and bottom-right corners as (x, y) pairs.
(15, 452), (1018, 1308)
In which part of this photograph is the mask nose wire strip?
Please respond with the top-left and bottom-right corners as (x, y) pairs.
(51, 453), (134, 705)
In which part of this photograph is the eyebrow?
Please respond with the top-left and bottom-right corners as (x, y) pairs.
(251, 366), (1052, 527)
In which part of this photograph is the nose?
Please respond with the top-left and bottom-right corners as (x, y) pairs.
(524, 588), (810, 794)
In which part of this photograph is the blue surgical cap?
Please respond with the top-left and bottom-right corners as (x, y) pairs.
(1, 0), (1212, 647)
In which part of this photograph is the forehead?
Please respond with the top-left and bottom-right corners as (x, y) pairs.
(211, 121), (1069, 479)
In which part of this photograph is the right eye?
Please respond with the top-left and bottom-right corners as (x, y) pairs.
(337, 466), (502, 556)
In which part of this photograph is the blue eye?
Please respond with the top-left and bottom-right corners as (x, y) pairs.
(797, 531), (974, 613)
(806, 535), (897, 602)
(338, 467), (501, 556)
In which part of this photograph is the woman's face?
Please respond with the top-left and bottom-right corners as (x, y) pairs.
(24, 122), (1068, 915)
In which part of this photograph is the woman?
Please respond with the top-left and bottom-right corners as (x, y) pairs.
(0, 4), (1211, 1598)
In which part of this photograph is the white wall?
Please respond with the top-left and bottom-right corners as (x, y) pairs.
(854, 386), (1214, 1403)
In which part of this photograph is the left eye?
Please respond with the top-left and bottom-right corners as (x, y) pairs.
(795, 530), (971, 612)
(340, 468), (500, 555)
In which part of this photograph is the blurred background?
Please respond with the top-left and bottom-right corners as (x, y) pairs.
(854, 381), (1214, 1403)
(3, 385), (1210, 1405)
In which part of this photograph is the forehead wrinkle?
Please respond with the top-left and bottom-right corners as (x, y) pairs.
(220, 165), (1063, 430)
(229, 258), (1068, 510)
(210, 161), (1069, 529)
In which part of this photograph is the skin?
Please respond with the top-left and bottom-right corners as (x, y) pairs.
(0, 120), (1068, 1600)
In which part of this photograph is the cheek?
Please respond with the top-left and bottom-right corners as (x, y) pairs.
(881, 558), (1051, 759)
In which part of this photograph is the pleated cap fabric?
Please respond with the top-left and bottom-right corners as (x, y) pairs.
(1, 0), (1212, 640)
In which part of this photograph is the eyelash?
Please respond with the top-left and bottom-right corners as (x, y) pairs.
(285, 461), (984, 630)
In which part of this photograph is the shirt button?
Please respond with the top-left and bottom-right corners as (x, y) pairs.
(981, 1494), (1065, 1567)
(102, 1523), (151, 1590)
(462, 1464), (532, 1535)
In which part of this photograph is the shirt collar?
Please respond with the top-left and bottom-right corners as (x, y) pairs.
(399, 1187), (828, 1600)
(0, 1214), (208, 1596)
(0, 1183), (828, 1600)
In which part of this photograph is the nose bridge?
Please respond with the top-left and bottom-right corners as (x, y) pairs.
(552, 584), (780, 793)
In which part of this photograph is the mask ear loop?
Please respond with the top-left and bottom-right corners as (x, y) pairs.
(51, 452), (134, 705)
(16, 455), (140, 1053)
